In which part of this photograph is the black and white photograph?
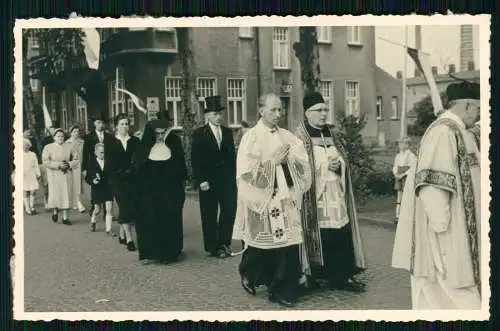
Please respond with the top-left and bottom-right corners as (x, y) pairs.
(12, 15), (490, 321)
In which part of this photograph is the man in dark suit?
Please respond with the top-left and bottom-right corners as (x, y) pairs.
(191, 95), (237, 258)
(82, 114), (114, 213)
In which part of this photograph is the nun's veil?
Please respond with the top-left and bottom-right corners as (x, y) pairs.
(141, 119), (170, 154)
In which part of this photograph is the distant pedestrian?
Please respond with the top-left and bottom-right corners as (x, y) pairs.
(136, 118), (187, 264)
(65, 125), (86, 213)
(85, 143), (115, 235)
(191, 96), (237, 259)
(107, 114), (142, 252)
(392, 136), (417, 222)
(42, 128), (76, 225)
(23, 138), (41, 215)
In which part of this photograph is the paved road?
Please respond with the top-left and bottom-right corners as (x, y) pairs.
(22, 189), (411, 312)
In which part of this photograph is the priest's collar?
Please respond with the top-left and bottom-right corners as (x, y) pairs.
(439, 110), (466, 130)
(304, 121), (331, 137)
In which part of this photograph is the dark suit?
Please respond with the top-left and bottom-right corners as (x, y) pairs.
(191, 124), (237, 253)
(82, 130), (114, 173)
(84, 157), (113, 204)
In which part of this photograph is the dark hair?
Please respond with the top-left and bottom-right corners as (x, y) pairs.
(53, 128), (65, 137)
(114, 113), (129, 127)
(69, 125), (80, 134)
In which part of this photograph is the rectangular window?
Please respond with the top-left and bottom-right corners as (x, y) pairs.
(273, 27), (290, 69)
(347, 26), (362, 45)
(60, 92), (68, 131)
(75, 93), (88, 132)
(165, 76), (183, 128)
(29, 30), (40, 49)
(320, 80), (335, 123)
(239, 27), (253, 38)
(376, 96), (383, 120)
(127, 99), (135, 126)
(227, 78), (246, 126)
(391, 96), (399, 119)
(197, 78), (218, 112)
(109, 67), (125, 120)
(345, 81), (360, 117)
(316, 26), (331, 43)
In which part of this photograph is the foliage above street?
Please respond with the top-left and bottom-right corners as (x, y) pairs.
(408, 91), (448, 136)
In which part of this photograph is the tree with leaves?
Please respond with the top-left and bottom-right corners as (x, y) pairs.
(408, 91), (447, 136)
(293, 27), (321, 94)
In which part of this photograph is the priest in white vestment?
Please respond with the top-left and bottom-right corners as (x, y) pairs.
(233, 93), (312, 307)
(392, 81), (482, 309)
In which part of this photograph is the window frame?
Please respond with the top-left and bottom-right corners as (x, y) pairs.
(391, 96), (399, 120)
(109, 67), (125, 120)
(75, 93), (89, 132)
(197, 77), (218, 112)
(226, 78), (247, 128)
(60, 91), (68, 131)
(316, 26), (332, 44)
(347, 26), (362, 46)
(238, 27), (253, 39)
(164, 76), (184, 129)
(272, 27), (290, 70)
(344, 80), (360, 117)
(376, 96), (383, 120)
(320, 80), (335, 124)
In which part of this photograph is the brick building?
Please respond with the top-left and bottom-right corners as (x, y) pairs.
(26, 26), (400, 145)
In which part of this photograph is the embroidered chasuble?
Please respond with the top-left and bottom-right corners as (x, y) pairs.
(232, 120), (312, 249)
(295, 122), (366, 274)
(392, 111), (481, 309)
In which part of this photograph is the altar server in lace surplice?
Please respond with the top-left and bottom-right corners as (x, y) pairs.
(233, 93), (312, 308)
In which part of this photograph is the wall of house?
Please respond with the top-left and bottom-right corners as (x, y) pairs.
(375, 67), (403, 147)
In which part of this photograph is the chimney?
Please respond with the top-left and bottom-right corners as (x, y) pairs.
(414, 68), (421, 77)
(467, 60), (475, 71)
(448, 64), (456, 74)
(431, 66), (438, 76)
(396, 71), (402, 79)
(460, 25), (474, 72)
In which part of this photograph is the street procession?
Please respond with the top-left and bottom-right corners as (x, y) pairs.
(18, 21), (485, 313)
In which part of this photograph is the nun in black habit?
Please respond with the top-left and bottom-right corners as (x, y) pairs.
(136, 119), (187, 264)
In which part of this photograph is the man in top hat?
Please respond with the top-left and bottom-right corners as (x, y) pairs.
(191, 95), (237, 258)
(295, 92), (366, 293)
(392, 81), (481, 309)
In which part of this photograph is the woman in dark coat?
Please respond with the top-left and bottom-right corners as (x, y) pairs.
(107, 114), (142, 251)
(136, 119), (187, 265)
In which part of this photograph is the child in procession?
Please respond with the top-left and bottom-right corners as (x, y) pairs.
(23, 138), (41, 215)
(85, 143), (115, 236)
(392, 136), (417, 223)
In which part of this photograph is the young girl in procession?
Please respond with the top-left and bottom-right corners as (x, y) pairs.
(85, 143), (115, 235)
(23, 138), (41, 215)
(392, 136), (417, 223)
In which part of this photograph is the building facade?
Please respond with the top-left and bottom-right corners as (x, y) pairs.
(26, 26), (399, 145)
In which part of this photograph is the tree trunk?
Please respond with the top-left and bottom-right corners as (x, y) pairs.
(176, 27), (201, 188)
(293, 27), (321, 95)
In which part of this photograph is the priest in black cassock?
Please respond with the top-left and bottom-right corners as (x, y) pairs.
(295, 92), (366, 292)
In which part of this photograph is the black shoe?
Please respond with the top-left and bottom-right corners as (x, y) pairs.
(90, 223), (96, 232)
(216, 247), (227, 259)
(62, 219), (72, 226)
(269, 293), (295, 308)
(31, 209), (37, 215)
(330, 279), (365, 293)
(118, 237), (126, 245)
(222, 245), (232, 256)
(51, 214), (58, 223)
(241, 277), (256, 296)
(126, 241), (136, 251)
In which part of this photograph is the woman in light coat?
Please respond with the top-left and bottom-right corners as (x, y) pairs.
(65, 125), (86, 213)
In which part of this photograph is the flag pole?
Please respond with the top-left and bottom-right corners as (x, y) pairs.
(400, 26), (408, 139)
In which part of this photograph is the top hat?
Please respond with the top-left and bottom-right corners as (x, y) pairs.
(303, 92), (325, 111)
(204, 95), (225, 113)
(156, 109), (171, 121)
(91, 113), (107, 122)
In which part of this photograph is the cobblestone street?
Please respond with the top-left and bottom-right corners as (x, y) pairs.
(22, 188), (411, 312)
